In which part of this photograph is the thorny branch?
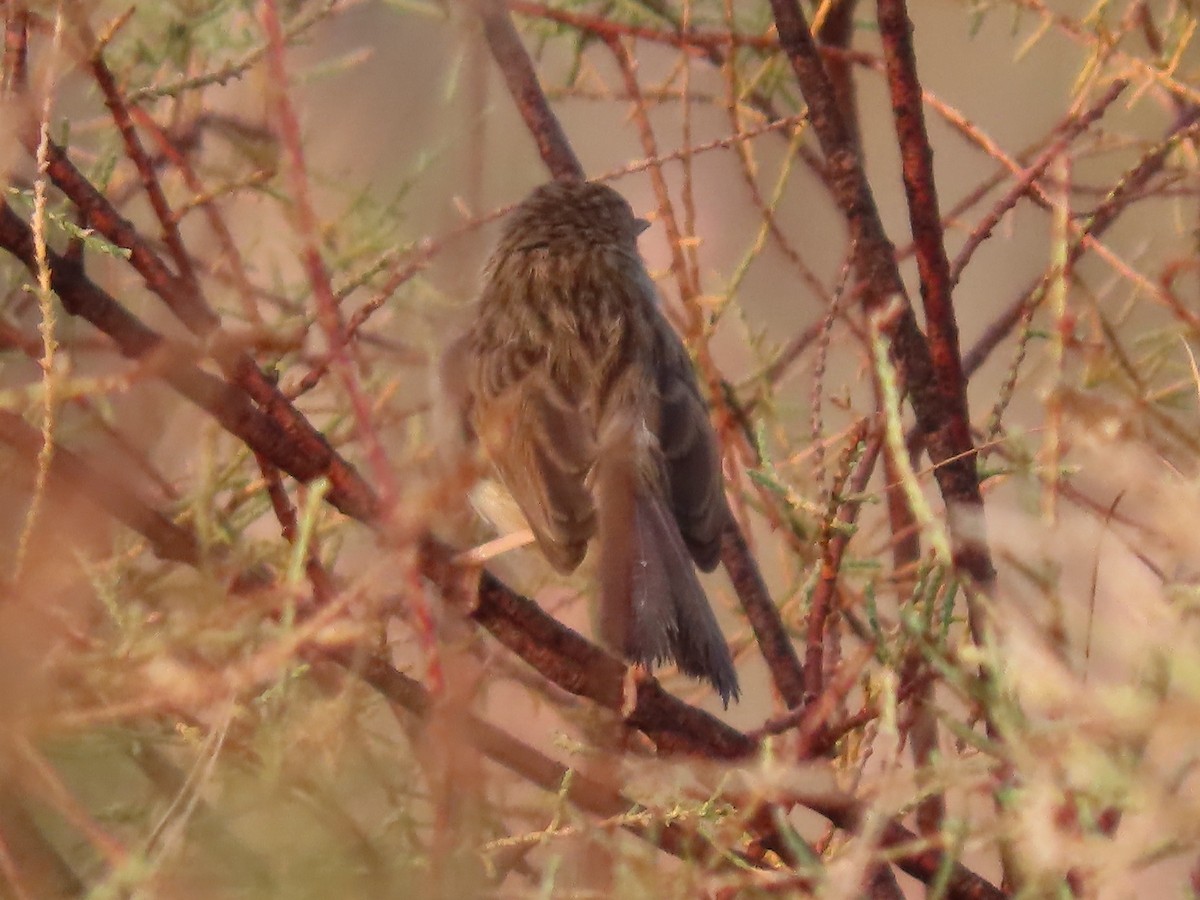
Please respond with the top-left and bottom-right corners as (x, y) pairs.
(10, 0), (1195, 895)
(768, 0), (996, 611)
(0, 362), (1004, 900)
(0, 162), (1007, 899)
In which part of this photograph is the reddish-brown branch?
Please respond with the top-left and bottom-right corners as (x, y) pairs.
(765, 3), (944, 719)
(508, 0), (776, 53)
(762, 98), (1097, 398)
(351, 635), (1002, 898)
(0, 396), (748, 871)
(22, 133), (381, 522)
(873, 15), (976, 829)
(875, 0), (993, 595)
(0, 403), (751, 874)
(605, 37), (698, 312)
(767, 1), (998, 639)
(0, 200), (377, 522)
(878, 0), (960, 409)
(720, 523), (806, 708)
(764, 0), (923, 383)
(717, 34), (832, 315)
(963, 104), (1200, 382)
(816, 0), (863, 149)
(82, 37), (199, 297)
(287, 253), (429, 399)
(474, 0), (583, 181)
(31, 137), (218, 335)
(125, 104), (264, 326)
(0, 387), (1001, 897)
(795, 642), (875, 759)
(347, 652), (758, 868)
(1080, 105), (1200, 248)
(257, 453), (336, 605)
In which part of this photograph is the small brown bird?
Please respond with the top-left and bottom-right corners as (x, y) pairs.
(442, 180), (739, 704)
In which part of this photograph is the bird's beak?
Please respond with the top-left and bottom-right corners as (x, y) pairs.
(634, 217), (651, 235)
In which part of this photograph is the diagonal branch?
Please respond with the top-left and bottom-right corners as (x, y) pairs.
(878, 0), (969, 461)
(767, 0), (996, 620)
(18, 129), (378, 523)
(0, 377), (1002, 900)
(473, 0), (583, 181)
(0, 201), (378, 521)
(0, 407), (757, 874)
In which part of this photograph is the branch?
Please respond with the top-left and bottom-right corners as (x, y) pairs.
(878, 0), (963, 438)
(0, 201), (377, 521)
(473, 0), (583, 181)
(259, 0), (399, 506)
(0, 390), (1002, 899)
(949, 80), (1129, 286)
(807, 431), (881, 703)
(0, 401), (756, 874)
(20, 129), (379, 522)
(721, 522), (806, 707)
(766, 0), (997, 619)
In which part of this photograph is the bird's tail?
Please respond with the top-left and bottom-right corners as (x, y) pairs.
(592, 432), (740, 706)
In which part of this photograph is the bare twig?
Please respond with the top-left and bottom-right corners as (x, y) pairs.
(474, 0), (583, 181)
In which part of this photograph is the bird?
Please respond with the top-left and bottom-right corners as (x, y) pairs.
(441, 180), (739, 705)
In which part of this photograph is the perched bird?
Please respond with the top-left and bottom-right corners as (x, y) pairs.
(442, 180), (739, 704)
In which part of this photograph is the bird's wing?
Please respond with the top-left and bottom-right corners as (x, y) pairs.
(649, 312), (730, 572)
(470, 347), (598, 574)
(436, 329), (476, 443)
